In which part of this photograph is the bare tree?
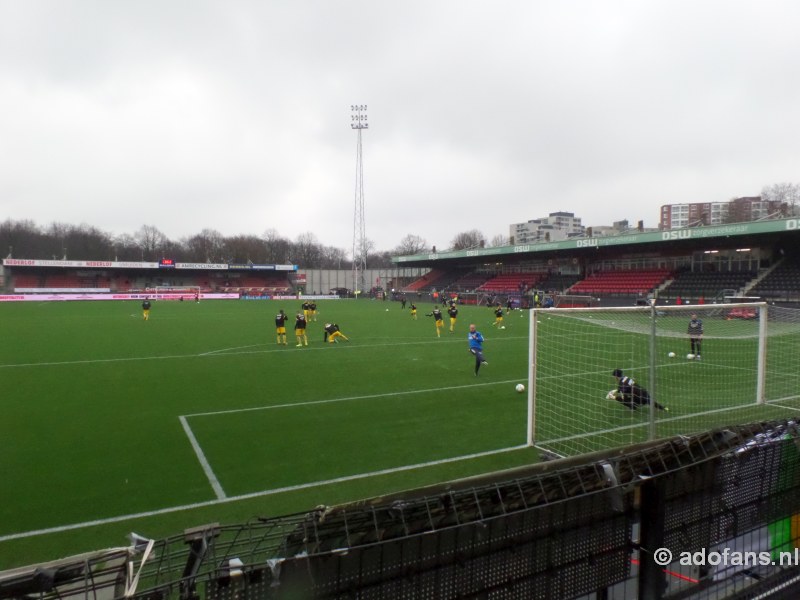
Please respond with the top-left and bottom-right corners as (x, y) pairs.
(394, 234), (428, 255)
(135, 225), (168, 261)
(450, 229), (486, 251)
(223, 235), (267, 264)
(0, 219), (44, 258)
(489, 234), (509, 247)
(112, 233), (142, 261)
(263, 228), (291, 264)
(57, 224), (114, 260)
(762, 182), (800, 216)
(320, 245), (349, 269)
(292, 232), (323, 268)
(367, 250), (393, 269)
(183, 229), (226, 262)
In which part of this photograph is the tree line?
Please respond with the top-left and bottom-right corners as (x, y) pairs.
(0, 220), (509, 268)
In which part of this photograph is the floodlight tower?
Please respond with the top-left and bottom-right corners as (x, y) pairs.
(351, 104), (368, 297)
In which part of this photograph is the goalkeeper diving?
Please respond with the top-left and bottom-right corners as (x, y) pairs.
(608, 369), (669, 412)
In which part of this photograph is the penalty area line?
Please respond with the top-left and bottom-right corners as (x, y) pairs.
(178, 416), (227, 500)
(184, 379), (523, 418)
(0, 444), (528, 543)
(199, 343), (264, 356)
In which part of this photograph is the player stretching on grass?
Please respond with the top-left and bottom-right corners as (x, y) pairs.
(323, 323), (349, 343)
(609, 369), (668, 411)
(468, 324), (488, 376)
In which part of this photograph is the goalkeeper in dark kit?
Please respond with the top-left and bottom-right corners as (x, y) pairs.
(608, 369), (669, 412)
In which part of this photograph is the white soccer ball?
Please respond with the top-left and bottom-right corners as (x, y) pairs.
(606, 389), (617, 400)
(515, 383), (525, 393)
(668, 352), (676, 358)
(500, 325), (506, 329)
(687, 353), (695, 360)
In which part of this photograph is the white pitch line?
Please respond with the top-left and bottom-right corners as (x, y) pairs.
(185, 379), (522, 418)
(0, 337), (526, 370)
(767, 401), (800, 412)
(199, 343), (264, 356)
(178, 416), (227, 500)
(0, 444), (529, 543)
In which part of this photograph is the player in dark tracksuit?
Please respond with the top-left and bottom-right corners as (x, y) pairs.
(611, 369), (668, 411)
(688, 314), (704, 359)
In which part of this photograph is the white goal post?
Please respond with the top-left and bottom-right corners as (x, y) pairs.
(525, 302), (800, 458)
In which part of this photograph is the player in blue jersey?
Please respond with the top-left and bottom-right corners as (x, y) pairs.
(468, 324), (488, 375)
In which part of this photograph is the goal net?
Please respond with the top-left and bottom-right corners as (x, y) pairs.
(527, 303), (800, 458)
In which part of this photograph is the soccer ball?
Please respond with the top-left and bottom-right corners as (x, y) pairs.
(668, 352), (676, 358)
(515, 383), (525, 393)
(687, 353), (695, 360)
(606, 389), (617, 400)
(500, 326), (506, 329)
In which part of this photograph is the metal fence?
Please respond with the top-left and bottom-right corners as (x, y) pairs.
(4, 419), (800, 600)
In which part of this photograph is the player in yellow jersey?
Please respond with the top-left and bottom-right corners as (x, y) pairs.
(310, 301), (318, 322)
(294, 312), (309, 347)
(447, 304), (458, 333)
(410, 303), (418, 320)
(275, 309), (289, 345)
(142, 298), (151, 321)
(302, 301), (312, 324)
(323, 322), (349, 343)
(492, 306), (505, 328)
(426, 306), (445, 338)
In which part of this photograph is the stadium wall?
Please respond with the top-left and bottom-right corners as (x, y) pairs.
(0, 293), (239, 302)
(299, 267), (429, 295)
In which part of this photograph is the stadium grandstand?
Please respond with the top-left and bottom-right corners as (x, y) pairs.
(3, 217), (800, 600)
(395, 218), (800, 306)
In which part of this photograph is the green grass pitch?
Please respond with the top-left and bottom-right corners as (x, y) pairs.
(0, 299), (535, 568)
(1, 299), (798, 569)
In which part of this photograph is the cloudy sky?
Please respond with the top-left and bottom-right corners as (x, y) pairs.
(1, 1), (798, 254)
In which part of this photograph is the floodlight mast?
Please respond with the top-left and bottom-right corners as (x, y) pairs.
(351, 104), (368, 298)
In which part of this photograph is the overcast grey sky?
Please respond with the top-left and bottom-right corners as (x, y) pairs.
(1, 1), (798, 254)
